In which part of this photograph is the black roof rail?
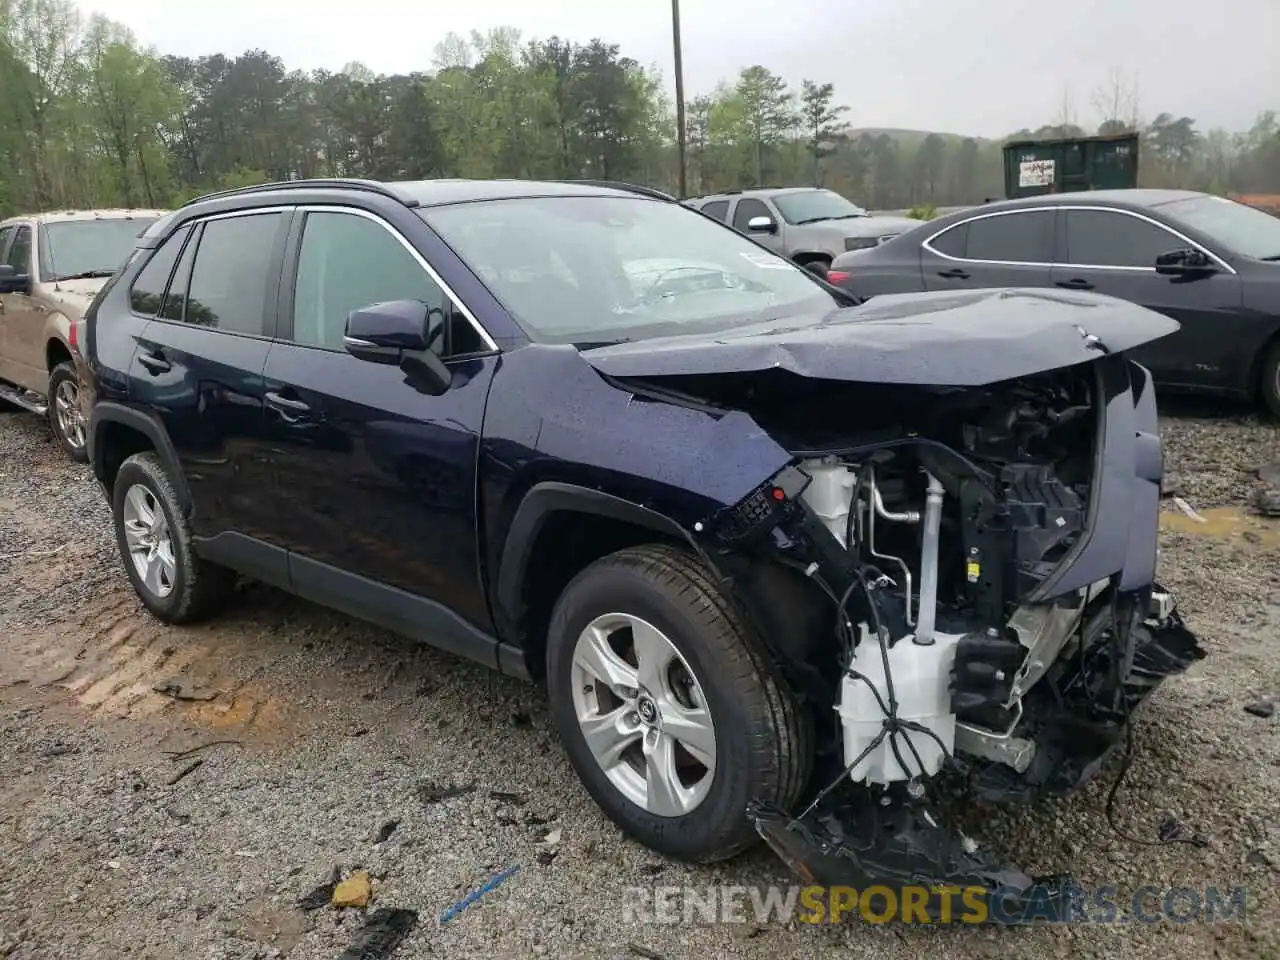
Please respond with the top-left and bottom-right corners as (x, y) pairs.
(184, 178), (419, 208)
(555, 179), (676, 202)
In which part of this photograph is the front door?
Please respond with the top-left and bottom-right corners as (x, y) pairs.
(128, 211), (288, 557)
(731, 197), (786, 255)
(921, 209), (1056, 292)
(260, 207), (498, 638)
(0, 224), (42, 392)
(1050, 208), (1244, 389)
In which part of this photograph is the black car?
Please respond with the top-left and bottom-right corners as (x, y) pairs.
(828, 189), (1280, 413)
(81, 177), (1203, 907)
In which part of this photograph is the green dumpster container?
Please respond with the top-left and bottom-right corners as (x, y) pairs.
(1002, 133), (1139, 199)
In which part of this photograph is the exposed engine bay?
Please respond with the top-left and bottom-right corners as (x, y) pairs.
(671, 360), (1207, 915)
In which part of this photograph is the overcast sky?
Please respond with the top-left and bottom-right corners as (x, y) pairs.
(77, 0), (1277, 138)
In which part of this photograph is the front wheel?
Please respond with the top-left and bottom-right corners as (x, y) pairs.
(546, 544), (812, 862)
(47, 362), (88, 462)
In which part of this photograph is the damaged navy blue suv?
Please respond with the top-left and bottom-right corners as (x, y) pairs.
(82, 177), (1205, 908)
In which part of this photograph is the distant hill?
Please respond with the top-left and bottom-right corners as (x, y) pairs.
(846, 127), (1001, 148)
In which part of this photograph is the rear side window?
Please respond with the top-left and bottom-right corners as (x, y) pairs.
(962, 211), (1054, 263)
(129, 225), (191, 317)
(179, 213), (283, 335)
(929, 222), (968, 258)
(700, 200), (730, 222)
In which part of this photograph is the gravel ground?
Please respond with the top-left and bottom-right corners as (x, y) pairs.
(0, 397), (1277, 960)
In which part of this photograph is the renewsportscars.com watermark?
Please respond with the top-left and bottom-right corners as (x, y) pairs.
(622, 883), (1249, 925)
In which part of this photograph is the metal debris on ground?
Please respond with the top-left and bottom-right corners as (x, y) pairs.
(151, 681), (219, 702)
(488, 790), (527, 805)
(416, 781), (476, 805)
(437, 864), (521, 925)
(162, 739), (242, 760)
(165, 759), (203, 785)
(1244, 699), (1276, 718)
(337, 907), (418, 960)
(1171, 496), (1207, 523)
(626, 943), (669, 960)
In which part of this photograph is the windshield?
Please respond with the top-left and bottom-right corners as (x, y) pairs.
(1158, 195), (1280, 261)
(41, 217), (157, 281)
(422, 196), (838, 344)
(772, 190), (867, 225)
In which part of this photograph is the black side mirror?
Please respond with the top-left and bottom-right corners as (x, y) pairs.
(802, 260), (829, 280)
(343, 299), (452, 396)
(0, 263), (30, 295)
(1155, 248), (1215, 276)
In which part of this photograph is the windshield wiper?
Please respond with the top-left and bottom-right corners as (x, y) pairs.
(54, 269), (117, 281)
(1261, 254), (1280, 262)
(574, 338), (635, 349)
(795, 213), (867, 225)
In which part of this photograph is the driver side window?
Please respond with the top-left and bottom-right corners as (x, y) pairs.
(290, 211), (484, 357)
(5, 226), (32, 273)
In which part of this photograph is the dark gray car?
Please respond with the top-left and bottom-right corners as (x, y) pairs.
(827, 189), (1280, 414)
(685, 187), (919, 269)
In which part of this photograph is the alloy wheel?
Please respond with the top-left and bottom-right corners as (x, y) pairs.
(122, 483), (177, 599)
(570, 612), (717, 817)
(54, 379), (85, 450)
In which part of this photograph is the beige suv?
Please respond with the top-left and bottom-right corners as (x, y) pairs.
(0, 209), (163, 460)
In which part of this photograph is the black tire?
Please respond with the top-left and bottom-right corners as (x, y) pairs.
(546, 543), (813, 862)
(111, 451), (234, 623)
(47, 361), (88, 463)
(1260, 340), (1280, 420)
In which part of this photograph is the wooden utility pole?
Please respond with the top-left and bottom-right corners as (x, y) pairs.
(672, 0), (688, 199)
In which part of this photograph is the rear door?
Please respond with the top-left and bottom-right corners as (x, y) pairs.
(129, 209), (290, 560)
(921, 209), (1055, 292)
(261, 205), (499, 635)
(1050, 207), (1244, 389)
(698, 199), (730, 223)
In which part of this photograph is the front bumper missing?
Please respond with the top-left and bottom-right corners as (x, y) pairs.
(748, 595), (1206, 922)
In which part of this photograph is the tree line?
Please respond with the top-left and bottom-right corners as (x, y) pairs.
(1, 0), (1278, 218)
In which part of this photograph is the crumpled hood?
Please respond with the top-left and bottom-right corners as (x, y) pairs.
(581, 288), (1179, 387)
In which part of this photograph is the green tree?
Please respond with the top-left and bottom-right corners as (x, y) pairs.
(735, 65), (792, 186)
(799, 79), (847, 186)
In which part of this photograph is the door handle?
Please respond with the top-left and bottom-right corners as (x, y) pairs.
(136, 350), (170, 374)
(265, 391), (312, 424)
(1055, 278), (1094, 290)
(937, 268), (970, 280)
(265, 391), (310, 412)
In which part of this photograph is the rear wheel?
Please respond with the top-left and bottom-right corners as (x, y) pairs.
(47, 362), (88, 462)
(1260, 340), (1280, 419)
(545, 543), (812, 862)
(111, 451), (234, 623)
